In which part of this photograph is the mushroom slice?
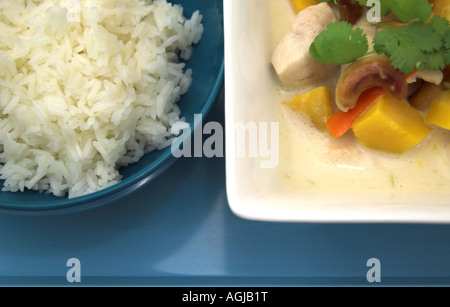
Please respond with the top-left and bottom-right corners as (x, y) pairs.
(335, 56), (408, 112)
(407, 69), (443, 85)
(338, 0), (363, 25)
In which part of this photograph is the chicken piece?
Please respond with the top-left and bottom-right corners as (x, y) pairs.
(271, 3), (339, 87)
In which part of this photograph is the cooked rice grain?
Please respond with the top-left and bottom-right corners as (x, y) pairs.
(0, 0), (203, 198)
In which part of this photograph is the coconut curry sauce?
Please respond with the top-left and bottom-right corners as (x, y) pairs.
(272, 0), (450, 192)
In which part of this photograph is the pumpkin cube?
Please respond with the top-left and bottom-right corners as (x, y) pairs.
(425, 90), (450, 129)
(283, 85), (333, 131)
(352, 93), (432, 153)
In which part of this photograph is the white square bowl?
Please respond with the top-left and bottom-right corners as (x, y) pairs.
(224, 0), (450, 223)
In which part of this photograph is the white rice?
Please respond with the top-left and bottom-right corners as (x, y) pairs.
(0, 0), (203, 198)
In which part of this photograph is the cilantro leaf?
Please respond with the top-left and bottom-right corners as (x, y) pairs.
(444, 31), (450, 64)
(445, 31), (450, 50)
(389, 47), (426, 74)
(424, 50), (447, 71)
(310, 21), (368, 65)
(397, 22), (442, 53)
(428, 15), (450, 38)
(389, 0), (432, 23)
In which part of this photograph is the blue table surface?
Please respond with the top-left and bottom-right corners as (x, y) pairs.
(1, 88), (450, 286)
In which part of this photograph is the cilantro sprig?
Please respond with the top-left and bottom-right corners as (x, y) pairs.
(310, 0), (450, 74)
(373, 16), (450, 73)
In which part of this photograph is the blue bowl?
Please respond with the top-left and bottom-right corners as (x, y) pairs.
(0, 0), (224, 214)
